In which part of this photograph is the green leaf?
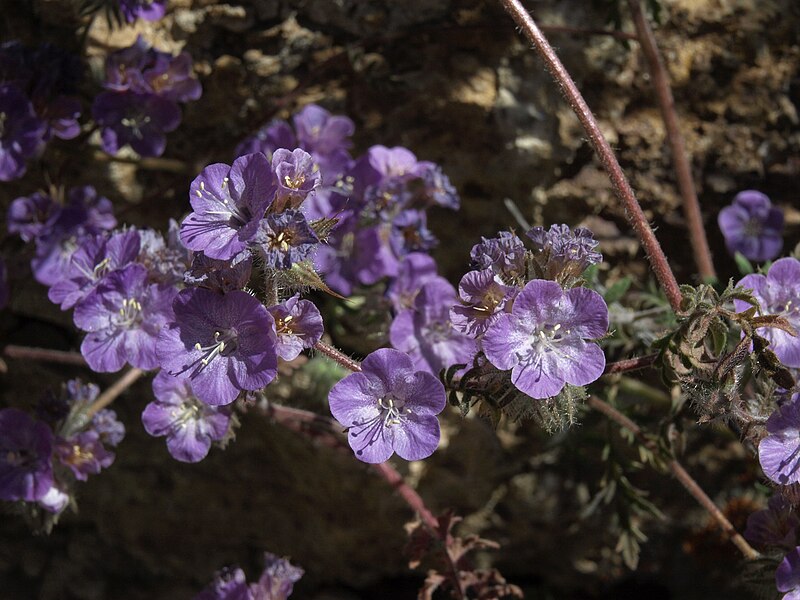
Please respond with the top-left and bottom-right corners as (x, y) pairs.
(604, 277), (632, 304)
(734, 252), (754, 275)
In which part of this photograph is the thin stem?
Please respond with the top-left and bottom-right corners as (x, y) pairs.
(92, 151), (190, 174)
(586, 396), (759, 560)
(498, 0), (683, 311)
(263, 401), (466, 598)
(3, 345), (88, 366)
(603, 353), (657, 375)
(539, 24), (638, 41)
(626, 0), (716, 280)
(313, 341), (362, 372)
(84, 368), (145, 422)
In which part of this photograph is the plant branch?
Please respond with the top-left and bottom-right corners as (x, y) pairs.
(313, 341), (363, 372)
(92, 150), (191, 174)
(586, 395), (759, 560)
(3, 345), (88, 366)
(498, 0), (683, 311)
(84, 368), (145, 422)
(603, 353), (657, 375)
(626, 0), (716, 280)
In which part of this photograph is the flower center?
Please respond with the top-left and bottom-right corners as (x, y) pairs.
(284, 173), (306, 190)
(121, 113), (152, 139)
(743, 217), (764, 237)
(116, 297), (143, 328)
(169, 400), (203, 430)
(63, 443), (95, 468)
(275, 314), (295, 335)
(377, 395), (410, 427)
(422, 320), (451, 343)
(193, 329), (238, 367)
(268, 229), (294, 252)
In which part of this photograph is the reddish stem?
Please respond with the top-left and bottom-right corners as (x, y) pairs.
(603, 354), (657, 375)
(313, 341), (363, 372)
(586, 396), (759, 560)
(626, 0), (716, 280)
(498, 0), (683, 311)
(4, 345), (88, 366)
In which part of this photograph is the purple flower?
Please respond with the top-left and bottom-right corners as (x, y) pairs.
(271, 148), (321, 211)
(157, 288), (278, 406)
(138, 221), (192, 285)
(470, 231), (527, 281)
(0, 408), (54, 501)
(293, 104), (354, 158)
(250, 553), (304, 600)
(777, 547), (800, 600)
(235, 120), (297, 160)
(386, 253), (439, 312)
(390, 279), (478, 376)
(92, 91), (181, 157)
(181, 153), (275, 260)
(367, 145), (418, 178)
(143, 52), (202, 103)
(73, 264), (177, 372)
(0, 84), (45, 181)
(482, 280), (608, 399)
(255, 210), (319, 269)
(390, 210), (437, 256)
(92, 409), (126, 448)
(759, 398), (800, 485)
(185, 251), (252, 294)
(451, 270), (518, 337)
(119, 0), (167, 22)
(268, 294), (324, 361)
(526, 224), (603, 278)
(55, 430), (114, 481)
(329, 348), (446, 463)
(194, 567), (250, 600)
(37, 483), (69, 513)
(48, 229), (141, 310)
(719, 190), (784, 262)
(745, 495), (799, 550)
(7, 190), (61, 242)
(735, 257), (800, 368)
(142, 371), (232, 463)
(412, 162), (460, 210)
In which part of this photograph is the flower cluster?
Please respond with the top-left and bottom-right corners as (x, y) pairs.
(92, 36), (201, 157)
(118, 0), (167, 22)
(0, 41), (83, 180)
(719, 190), (784, 263)
(0, 380), (123, 516)
(194, 552), (303, 600)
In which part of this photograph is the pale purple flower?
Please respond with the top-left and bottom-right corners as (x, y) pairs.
(390, 210), (437, 256)
(157, 288), (278, 406)
(777, 547), (800, 600)
(92, 409), (126, 448)
(760, 398), (800, 485)
(329, 348), (446, 463)
(719, 190), (784, 262)
(194, 567), (250, 600)
(181, 153), (275, 260)
(37, 483), (69, 513)
(92, 91), (181, 157)
(386, 252), (439, 312)
(451, 269), (518, 337)
(413, 162), (460, 210)
(0, 408), (54, 501)
(137, 220), (192, 285)
(235, 120), (296, 160)
(367, 145), (418, 178)
(293, 104), (354, 157)
(55, 430), (114, 481)
(119, 0), (167, 22)
(48, 229), (141, 310)
(271, 148), (321, 211)
(60, 378), (125, 447)
(255, 210), (319, 269)
(250, 553), (304, 600)
(735, 257), (800, 368)
(745, 495), (799, 550)
(0, 83), (45, 181)
(142, 371), (232, 463)
(470, 231), (527, 280)
(7, 190), (61, 242)
(268, 294), (324, 361)
(526, 224), (603, 277)
(389, 279), (478, 376)
(483, 280), (608, 399)
(73, 263), (177, 372)
(143, 52), (201, 103)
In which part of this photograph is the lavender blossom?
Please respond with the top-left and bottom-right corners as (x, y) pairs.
(7, 190), (61, 242)
(0, 408), (54, 502)
(777, 547), (800, 600)
(735, 257), (800, 368)
(185, 251), (252, 294)
(526, 224), (603, 278)
(386, 253), (439, 312)
(181, 153), (275, 260)
(194, 567), (250, 600)
(759, 398), (800, 485)
(92, 91), (181, 157)
(55, 430), (115, 481)
(482, 280), (608, 399)
(451, 270), (518, 337)
(719, 190), (784, 262)
(268, 294), (324, 361)
(293, 104), (354, 158)
(157, 288), (278, 406)
(137, 221), (192, 285)
(413, 162), (460, 210)
(37, 483), (69, 513)
(390, 279), (478, 376)
(251, 553), (304, 600)
(745, 495), (799, 550)
(73, 264), (177, 372)
(235, 120), (296, 160)
(470, 231), (527, 281)
(119, 0), (167, 22)
(329, 348), (446, 463)
(271, 148), (321, 211)
(142, 371), (232, 463)
(390, 210), (437, 256)
(255, 210), (319, 269)
(0, 84), (45, 181)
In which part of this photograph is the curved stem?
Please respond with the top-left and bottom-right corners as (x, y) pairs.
(313, 341), (362, 372)
(498, 0), (683, 311)
(626, 0), (716, 281)
(586, 396), (759, 560)
(3, 345), (88, 366)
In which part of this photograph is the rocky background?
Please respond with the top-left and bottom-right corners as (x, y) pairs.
(1, 0), (799, 598)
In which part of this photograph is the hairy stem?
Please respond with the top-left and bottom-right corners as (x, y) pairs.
(603, 353), (657, 375)
(586, 395), (759, 560)
(313, 341), (363, 372)
(498, 0), (683, 311)
(3, 345), (88, 366)
(626, 0), (716, 280)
